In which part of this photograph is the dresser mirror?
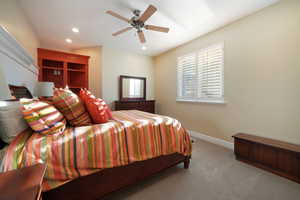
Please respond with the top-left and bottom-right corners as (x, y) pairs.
(119, 75), (146, 101)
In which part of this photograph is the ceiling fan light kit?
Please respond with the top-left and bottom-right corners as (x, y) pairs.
(106, 4), (170, 44)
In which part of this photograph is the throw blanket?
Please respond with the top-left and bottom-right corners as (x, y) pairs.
(2, 110), (192, 191)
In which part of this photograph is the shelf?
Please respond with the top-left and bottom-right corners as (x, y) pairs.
(69, 86), (82, 89)
(67, 62), (85, 70)
(68, 70), (86, 89)
(68, 69), (85, 72)
(42, 66), (63, 70)
(42, 59), (64, 68)
(42, 68), (64, 88)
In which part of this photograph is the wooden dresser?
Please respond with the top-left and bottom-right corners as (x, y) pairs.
(233, 133), (300, 184)
(115, 100), (155, 114)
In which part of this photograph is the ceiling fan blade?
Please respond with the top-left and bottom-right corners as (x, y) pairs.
(138, 31), (146, 43)
(138, 5), (157, 23)
(112, 27), (133, 36)
(145, 25), (169, 33)
(106, 10), (130, 23)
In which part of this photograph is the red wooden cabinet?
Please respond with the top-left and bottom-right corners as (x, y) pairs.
(38, 48), (89, 94)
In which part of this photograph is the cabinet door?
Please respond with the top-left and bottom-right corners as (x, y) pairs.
(277, 151), (300, 178)
(252, 144), (278, 169)
(145, 102), (154, 113)
(120, 102), (139, 110)
(234, 139), (252, 159)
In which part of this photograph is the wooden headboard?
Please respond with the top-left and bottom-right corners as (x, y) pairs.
(9, 84), (33, 100)
(0, 139), (6, 149)
(0, 85), (33, 149)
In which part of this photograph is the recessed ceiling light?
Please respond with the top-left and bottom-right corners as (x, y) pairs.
(65, 38), (72, 43)
(142, 46), (147, 50)
(72, 27), (79, 33)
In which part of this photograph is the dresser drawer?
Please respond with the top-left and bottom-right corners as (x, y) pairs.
(115, 100), (155, 114)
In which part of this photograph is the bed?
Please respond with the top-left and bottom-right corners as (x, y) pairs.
(0, 86), (192, 200)
(0, 29), (192, 200)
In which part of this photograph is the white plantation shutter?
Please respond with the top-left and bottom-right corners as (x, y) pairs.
(177, 53), (197, 98)
(177, 43), (224, 103)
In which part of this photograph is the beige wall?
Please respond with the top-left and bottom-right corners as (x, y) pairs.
(0, 0), (40, 63)
(73, 46), (102, 98)
(102, 47), (154, 108)
(154, 0), (300, 144)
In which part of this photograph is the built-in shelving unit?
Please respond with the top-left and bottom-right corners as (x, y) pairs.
(38, 48), (89, 94)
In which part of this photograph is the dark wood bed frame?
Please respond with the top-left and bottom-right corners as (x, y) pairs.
(43, 154), (191, 200)
(5, 85), (192, 200)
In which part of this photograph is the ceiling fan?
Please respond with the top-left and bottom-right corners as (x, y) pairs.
(106, 5), (169, 44)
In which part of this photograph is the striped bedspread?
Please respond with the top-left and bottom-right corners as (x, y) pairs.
(2, 110), (192, 191)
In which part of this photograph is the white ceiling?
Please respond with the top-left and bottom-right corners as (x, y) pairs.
(19, 0), (279, 56)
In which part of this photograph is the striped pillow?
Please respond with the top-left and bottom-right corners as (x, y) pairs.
(52, 88), (92, 126)
(20, 99), (66, 135)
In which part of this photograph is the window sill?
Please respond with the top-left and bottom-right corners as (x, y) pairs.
(176, 98), (226, 104)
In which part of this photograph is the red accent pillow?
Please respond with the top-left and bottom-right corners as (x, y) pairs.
(79, 89), (113, 124)
(79, 89), (89, 102)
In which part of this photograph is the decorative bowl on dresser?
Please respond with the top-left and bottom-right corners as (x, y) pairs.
(115, 75), (155, 113)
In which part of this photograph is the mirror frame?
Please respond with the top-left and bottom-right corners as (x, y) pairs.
(119, 75), (146, 101)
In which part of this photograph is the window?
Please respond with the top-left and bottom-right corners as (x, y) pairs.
(129, 79), (142, 97)
(177, 43), (224, 103)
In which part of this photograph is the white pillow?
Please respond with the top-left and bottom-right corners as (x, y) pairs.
(0, 101), (29, 143)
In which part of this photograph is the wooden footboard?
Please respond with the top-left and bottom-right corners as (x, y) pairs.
(43, 153), (190, 200)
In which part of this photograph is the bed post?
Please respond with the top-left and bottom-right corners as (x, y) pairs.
(184, 156), (191, 169)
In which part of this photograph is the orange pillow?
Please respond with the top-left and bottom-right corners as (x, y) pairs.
(79, 89), (113, 124)
(79, 89), (89, 102)
(80, 89), (113, 119)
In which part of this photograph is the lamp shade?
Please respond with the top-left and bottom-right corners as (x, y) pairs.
(34, 82), (54, 97)
(0, 65), (12, 100)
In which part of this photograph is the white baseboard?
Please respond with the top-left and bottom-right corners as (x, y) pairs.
(188, 130), (234, 150)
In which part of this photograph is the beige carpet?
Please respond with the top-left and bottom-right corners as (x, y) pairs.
(103, 138), (300, 200)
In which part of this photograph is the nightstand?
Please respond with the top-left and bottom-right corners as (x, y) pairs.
(0, 164), (46, 200)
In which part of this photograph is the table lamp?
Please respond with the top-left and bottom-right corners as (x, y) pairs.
(34, 82), (54, 97)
